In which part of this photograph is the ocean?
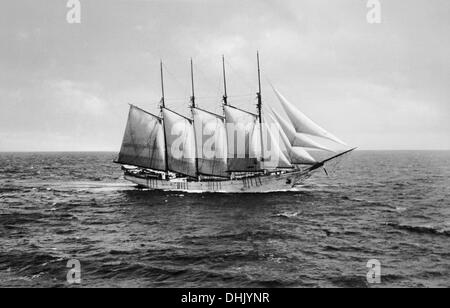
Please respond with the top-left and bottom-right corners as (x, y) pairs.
(0, 151), (449, 288)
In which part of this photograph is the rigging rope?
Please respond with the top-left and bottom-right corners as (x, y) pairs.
(161, 63), (190, 99)
(224, 59), (256, 92)
(159, 58), (261, 115)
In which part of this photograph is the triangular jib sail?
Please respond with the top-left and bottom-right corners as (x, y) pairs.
(268, 114), (317, 165)
(271, 109), (333, 152)
(273, 87), (347, 146)
(117, 105), (166, 171)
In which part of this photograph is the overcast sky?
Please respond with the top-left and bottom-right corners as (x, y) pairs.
(0, 0), (449, 151)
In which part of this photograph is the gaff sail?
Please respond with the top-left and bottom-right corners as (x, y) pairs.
(224, 105), (261, 172)
(117, 105), (166, 171)
(162, 108), (197, 178)
(273, 87), (347, 146)
(192, 107), (228, 177)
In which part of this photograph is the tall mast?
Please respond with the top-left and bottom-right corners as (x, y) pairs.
(160, 60), (165, 109)
(222, 55), (228, 105)
(256, 51), (264, 162)
(159, 60), (169, 173)
(190, 58), (196, 108)
(189, 58), (199, 179)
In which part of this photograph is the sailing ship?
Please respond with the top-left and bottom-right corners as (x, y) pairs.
(115, 54), (355, 193)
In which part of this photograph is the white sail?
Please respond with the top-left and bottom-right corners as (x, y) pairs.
(118, 105), (166, 171)
(192, 107), (228, 177)
(273, 88), (347, 146)
(162, 108), (197, 178)
(224, 105), (261, 172)
(272, 109), (333, 152)
(268, 114), (317, 165)
(267, 115), (291, 164)
(252, 118), (292, 169)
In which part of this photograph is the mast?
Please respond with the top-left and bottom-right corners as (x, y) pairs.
(222, 55), (228, 105)
(189, 58), (199, 178)
(256, 51), (264, 162)
(160, 60), (169, 173)
(160, 60), (165, 109)
(190, 58), (196, 108)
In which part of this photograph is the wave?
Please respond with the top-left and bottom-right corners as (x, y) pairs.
(182, 230), (300, 242)
(0, 250), (64, 277)
(0, 212), (49, 226)
(323, 244), (367, 253)
(0, 187), (23, 193)
(87, 260), (293, 288)
(387, 222), (450, 237)
(340, 196), (410, 213)
(274, 211), (301, 219)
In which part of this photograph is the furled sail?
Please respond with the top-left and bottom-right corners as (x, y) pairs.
(117, 105), (166, 171)
(271, 109), (333, 152)
(192, 107), (228, 177)
(162, 108), (197, 178)
(273, 88), (347, 146)
(223, 105), (261, 172)
(269, 114), (317, 165)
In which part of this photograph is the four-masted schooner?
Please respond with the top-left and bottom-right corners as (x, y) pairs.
(116, 54), (355, 193)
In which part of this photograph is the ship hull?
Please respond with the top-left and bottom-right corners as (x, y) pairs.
(123, 170), (309, 193)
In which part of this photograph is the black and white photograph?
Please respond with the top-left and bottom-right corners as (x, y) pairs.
(0, 0), (449, 292)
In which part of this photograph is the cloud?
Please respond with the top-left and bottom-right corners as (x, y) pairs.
(47, 80), (108, 116)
